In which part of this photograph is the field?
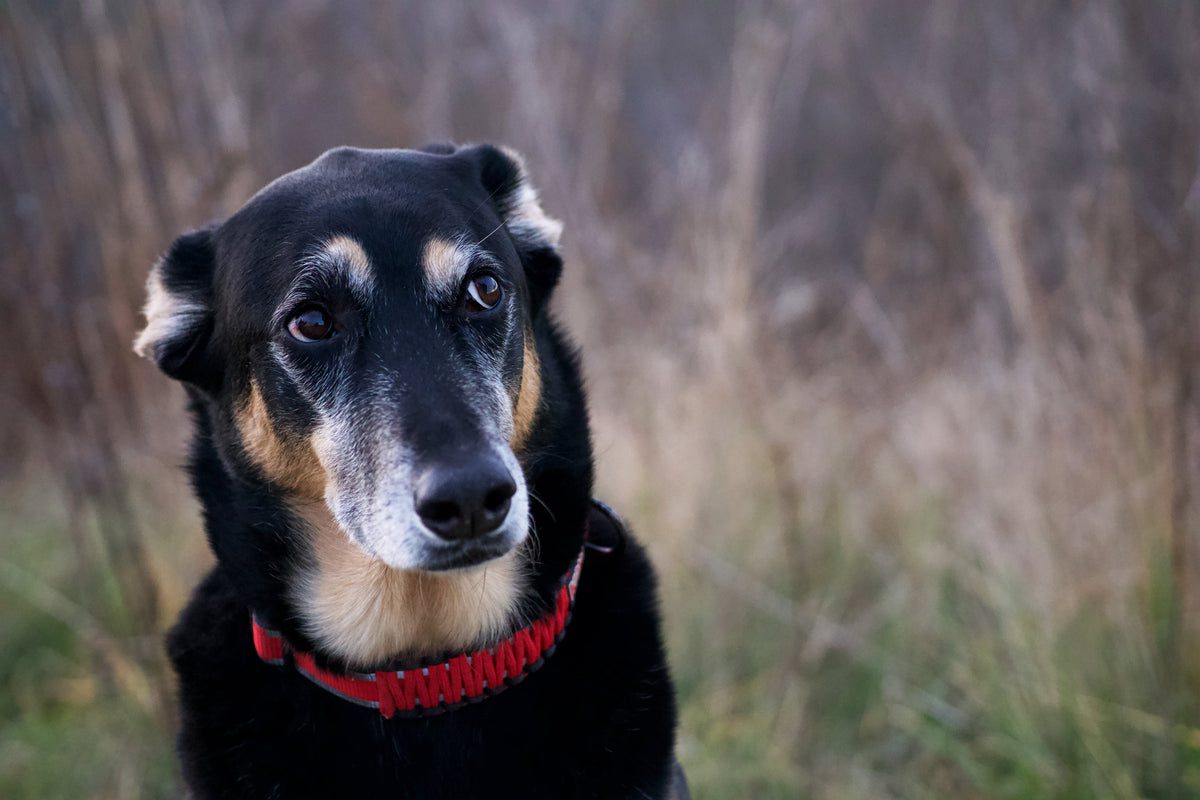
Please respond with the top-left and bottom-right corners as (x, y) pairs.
(2, 2), (1199, 797)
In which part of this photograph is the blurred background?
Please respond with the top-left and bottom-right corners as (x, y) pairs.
(2, 1), (1199, 797)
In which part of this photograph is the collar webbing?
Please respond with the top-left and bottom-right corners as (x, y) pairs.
(251, 547), (585, 719)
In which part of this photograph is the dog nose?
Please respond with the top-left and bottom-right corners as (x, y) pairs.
(414, 456), (517, 541)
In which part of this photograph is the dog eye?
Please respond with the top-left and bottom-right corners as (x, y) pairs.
(465, 275), (503, 312)
(287, 305), (338, 342)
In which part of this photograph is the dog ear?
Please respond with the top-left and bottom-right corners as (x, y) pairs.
(133, 227), (218, 386)
(461, 144), (564, 315)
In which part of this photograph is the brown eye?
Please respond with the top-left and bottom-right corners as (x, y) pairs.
(465, 275), (503, 312)
(287, 306), (337, 342)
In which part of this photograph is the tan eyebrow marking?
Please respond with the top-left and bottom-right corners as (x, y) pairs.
(274, 235), (376, 329)
(422, 236), (480, 300)
(323, 235), (374, 297)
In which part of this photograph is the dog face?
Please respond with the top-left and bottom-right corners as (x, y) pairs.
(135, 145), (563, 577)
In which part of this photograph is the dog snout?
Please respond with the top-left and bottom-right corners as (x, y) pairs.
(414, 454), (517, 541)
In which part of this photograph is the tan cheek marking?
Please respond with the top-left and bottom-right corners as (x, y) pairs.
(324, 235), (373, 293)
(292, 501), (528, 667)
(236, 381), (326, 498)
(422, 236), (467, 297)
(510, 334), (542, 452)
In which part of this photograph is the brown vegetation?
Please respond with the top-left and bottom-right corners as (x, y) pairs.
(1, 2), (1198, 797)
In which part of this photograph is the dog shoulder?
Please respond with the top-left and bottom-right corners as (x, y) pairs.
(544, 509), (679, 798)
(166, 567), (253, 677)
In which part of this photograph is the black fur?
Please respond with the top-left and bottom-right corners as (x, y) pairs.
(168, 507), (677, 798)
(144, 145), (681, 798)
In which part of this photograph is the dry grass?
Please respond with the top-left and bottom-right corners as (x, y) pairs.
(1, 1), (1198, 797)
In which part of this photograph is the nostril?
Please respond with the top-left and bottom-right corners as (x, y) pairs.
(483, 480), (516, 514)
(416, 492), (470, 541)
(417, 499), (461, 525)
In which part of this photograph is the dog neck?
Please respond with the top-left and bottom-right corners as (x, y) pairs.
(285, 500), (534, 671)
(252, 543), (587, 718)
(248, 499), (624, 717)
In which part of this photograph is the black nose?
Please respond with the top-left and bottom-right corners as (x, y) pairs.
(414, 456), (517, 541)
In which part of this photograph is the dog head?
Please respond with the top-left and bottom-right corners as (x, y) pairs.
(135, 144), (563, 575)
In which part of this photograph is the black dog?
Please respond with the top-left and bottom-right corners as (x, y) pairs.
(134, 144), (685, 798)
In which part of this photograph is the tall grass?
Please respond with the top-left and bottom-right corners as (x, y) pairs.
(1, 1), (1198, 797)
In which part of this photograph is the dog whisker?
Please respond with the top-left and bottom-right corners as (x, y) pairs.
(526, 487), (556, 522)
(475, 218), (508, 246)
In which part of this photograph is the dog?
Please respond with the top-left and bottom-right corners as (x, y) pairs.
(134, 143), (686, 798)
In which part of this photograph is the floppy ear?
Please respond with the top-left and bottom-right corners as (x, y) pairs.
(133, 228), (217, 385)
(462, 144), (564, 315)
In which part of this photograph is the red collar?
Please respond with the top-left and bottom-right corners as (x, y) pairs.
(252, 548), (585, 719)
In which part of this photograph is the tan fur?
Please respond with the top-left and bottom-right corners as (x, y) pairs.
(498, 147), (564, 247)
(235, 381), (325, 498)
(510, 335), (542, 451)
(421, 236), (471, 297)
(292, 500), (529, 667)
(323, 235), (374, 295)
(232, 230), (530, 667)
(238, 382), (527, 665)
(132, 262), (206, 359)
